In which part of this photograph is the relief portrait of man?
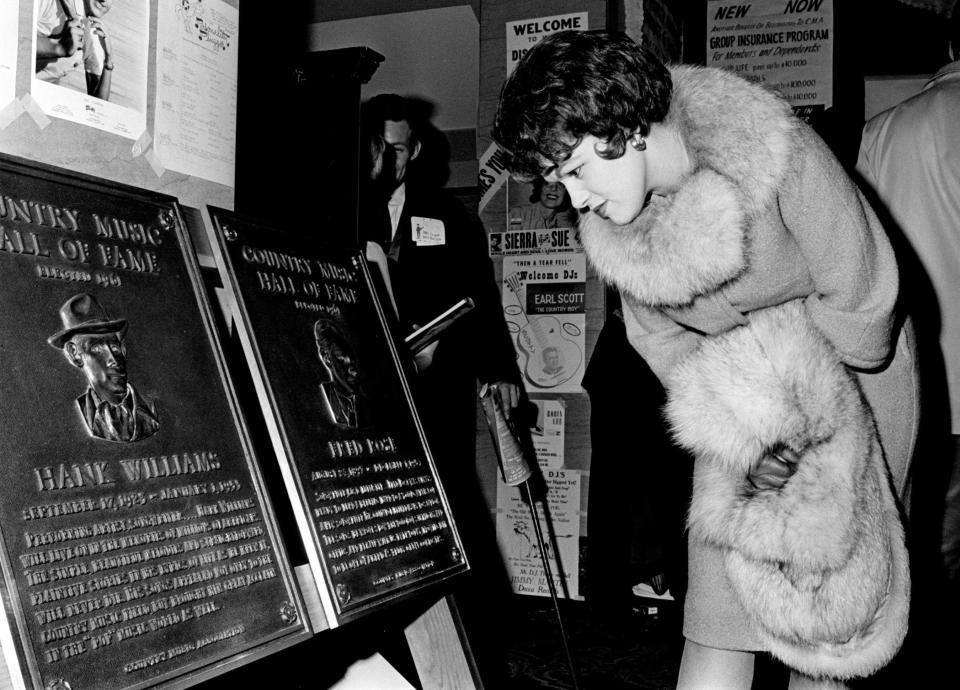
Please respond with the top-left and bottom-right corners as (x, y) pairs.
(47, 293), (159, 443)
(314, 318), (368, 429)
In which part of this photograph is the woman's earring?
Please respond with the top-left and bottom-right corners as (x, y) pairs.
(629, 133), (646, 151)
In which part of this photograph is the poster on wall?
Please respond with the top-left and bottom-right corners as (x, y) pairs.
(706, 0), (834, 119)
(483, 12), (588, 213)
(506, 178), (579, 232)
(530, 399), (565, 470)
(477, 142), (510, 215)
(31, 0), (149, 138)
(0, 0), (17, 112)
(154, 0), (239, 187)
(496, 467), (582, 599)
(506, 12), (588, 77)
(502, 252), (586, 393)
(488, 219), (582, 257)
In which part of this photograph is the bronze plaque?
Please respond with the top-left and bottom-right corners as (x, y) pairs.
(0, 156), (308, 690)
(206, 207), (468, 626)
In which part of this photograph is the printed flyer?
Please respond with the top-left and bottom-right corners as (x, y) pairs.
(488, 224), (582, 257)
(502, 251), (586, 393)
(530, 399), (565, 470)
(31, 0), (149, 138)
(505, 12), (588, 77)
(0, 0), (17, 112)
(154, 0), (239, 186)
(496, 467), (582, 600)
(706, 0), (834, 118)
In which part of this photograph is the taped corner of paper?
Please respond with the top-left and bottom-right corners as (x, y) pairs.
(131, 129), (153, 158)
(144, 148), (166, 178)
(19, 94), (51, 130)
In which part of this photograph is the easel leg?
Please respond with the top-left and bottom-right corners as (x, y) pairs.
(404, 594), (482, 690)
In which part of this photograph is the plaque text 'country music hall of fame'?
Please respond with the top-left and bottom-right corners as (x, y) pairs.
(0, 156), (307, 690)
(206, 208), (468, 626)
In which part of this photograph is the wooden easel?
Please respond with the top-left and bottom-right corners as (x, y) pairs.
(295, 566), (480, 690)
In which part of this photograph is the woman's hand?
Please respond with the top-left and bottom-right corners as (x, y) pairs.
(56, 17), (85, 56)
(85, 18), (113, 100)
(748, 447), (799, 490)
(88, 18), (113, 67)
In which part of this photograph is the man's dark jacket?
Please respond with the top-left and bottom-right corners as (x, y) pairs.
(362, 180), (520, 475)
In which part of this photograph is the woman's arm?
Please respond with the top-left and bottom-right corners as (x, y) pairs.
(621, 294), (704, 384)
(779, 127), (899, 370)
(85, 19), (113, 100)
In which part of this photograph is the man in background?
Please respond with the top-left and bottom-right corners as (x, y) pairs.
(361, 93), (520, 458)
(857, 4), (960, 607)
(360, 93), (523, 686)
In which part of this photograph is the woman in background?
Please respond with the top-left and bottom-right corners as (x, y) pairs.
(509, 177), (579, 229)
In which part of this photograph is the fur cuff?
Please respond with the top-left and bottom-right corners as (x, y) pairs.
(666, 301), (909, 680)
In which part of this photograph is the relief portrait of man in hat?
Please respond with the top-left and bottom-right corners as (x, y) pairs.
(47, 293), (159, 443)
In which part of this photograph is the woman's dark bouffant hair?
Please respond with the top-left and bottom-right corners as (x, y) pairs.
(493, 30), (673, 181)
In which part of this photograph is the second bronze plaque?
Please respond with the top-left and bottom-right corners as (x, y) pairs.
(206, 207), (468, 626)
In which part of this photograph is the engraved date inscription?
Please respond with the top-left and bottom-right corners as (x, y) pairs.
(17, 450), (277, 670)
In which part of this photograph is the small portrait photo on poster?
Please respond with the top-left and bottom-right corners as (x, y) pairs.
(507, 177), (579, 230)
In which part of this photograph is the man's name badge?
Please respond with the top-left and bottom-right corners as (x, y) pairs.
(411, 216), (445, 246)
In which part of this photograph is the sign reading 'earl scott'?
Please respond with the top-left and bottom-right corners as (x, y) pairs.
(206, 207), (468, 626)
(0, 155), (307, 690)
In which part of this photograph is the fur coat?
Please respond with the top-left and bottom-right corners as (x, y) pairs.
(579, 65), (911, 679)
(667, 302), (909, 680)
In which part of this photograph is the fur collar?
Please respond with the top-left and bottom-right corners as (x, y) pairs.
(580, 65), (799, 308)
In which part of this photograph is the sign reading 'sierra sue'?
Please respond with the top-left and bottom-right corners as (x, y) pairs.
(206, 207), (468, 626)
(0, 155), (307, 690)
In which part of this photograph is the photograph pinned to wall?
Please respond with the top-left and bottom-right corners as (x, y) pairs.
(0, 0), (18, 111)
(154, 0), (239, 187)
(496, 467), (582, 600)
(506, 176), (579, 231)
(506, 11), (588, 77)
(502, 252), (586, 393)
(31, 0), (149, 138)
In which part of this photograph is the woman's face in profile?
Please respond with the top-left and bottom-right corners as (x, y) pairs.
(546, 134), (648, 225)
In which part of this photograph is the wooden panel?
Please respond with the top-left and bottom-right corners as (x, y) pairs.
(404, 597), (478, 690)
